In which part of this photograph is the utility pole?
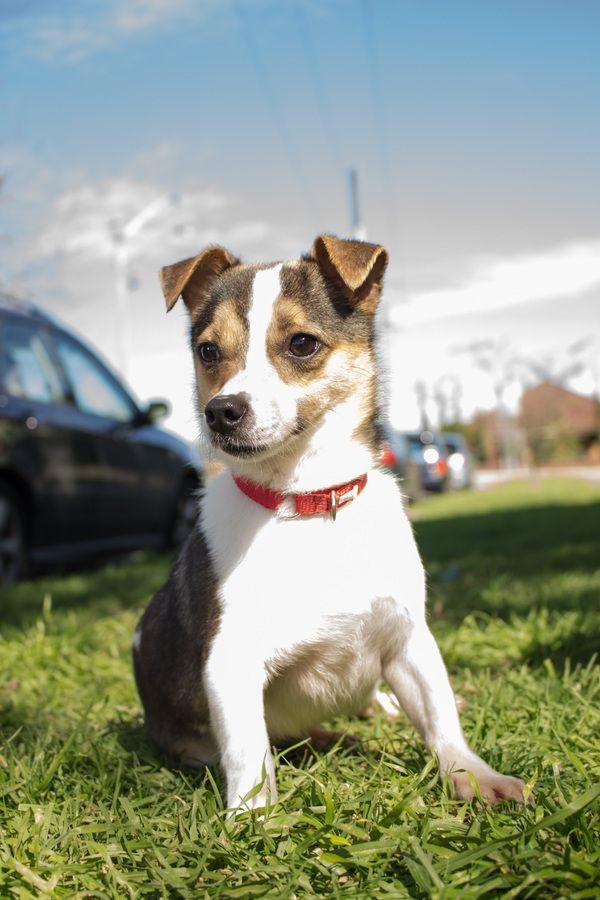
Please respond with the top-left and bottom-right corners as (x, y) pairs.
(348, 169), (367, 240)
(109, 193), (179, 378)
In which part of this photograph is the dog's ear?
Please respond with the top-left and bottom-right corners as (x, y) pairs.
(159, 246), (239, 314)
(311, 234), (388, 314)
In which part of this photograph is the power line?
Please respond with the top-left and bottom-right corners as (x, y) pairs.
(230, 0), (323, 226)
(360, 0), (397, 245)
(294, 2), (345, 170)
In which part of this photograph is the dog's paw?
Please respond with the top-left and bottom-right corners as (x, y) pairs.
(227, 788), (279, 821)
(226, 775), (279, 819)
(451, 769), (530, 804)
(440, 748), (531, 805)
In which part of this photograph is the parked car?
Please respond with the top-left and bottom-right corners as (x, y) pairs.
(403, 430), (450, 493)
(380, 424), (422, 500)
(0, 293), (202, 584)
(438, 432), (474, 489)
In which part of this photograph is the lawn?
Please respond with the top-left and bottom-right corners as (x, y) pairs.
(1, 479), (599, 898)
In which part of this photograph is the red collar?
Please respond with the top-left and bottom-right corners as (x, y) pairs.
(232, 473), (368, 521)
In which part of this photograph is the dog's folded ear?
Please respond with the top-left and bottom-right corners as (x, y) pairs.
(160, 247), (239, 314)
(311, 234), (388, 314)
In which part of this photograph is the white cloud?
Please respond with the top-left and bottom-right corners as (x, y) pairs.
(1, 0), (210, 63)
(128, 139), (183, 173)
(115, 0), (194, 33)
(30, 177), (270, 261)
(390, 240), (600, 327)
(25, 18), (111, 63)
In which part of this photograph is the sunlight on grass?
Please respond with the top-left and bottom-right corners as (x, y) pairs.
(1, 480), (598, 897)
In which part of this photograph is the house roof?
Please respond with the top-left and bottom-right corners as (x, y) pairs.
(520, 381), (599, 435)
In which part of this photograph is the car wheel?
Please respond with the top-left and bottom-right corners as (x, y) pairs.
(0, 483), (28, 586)
(167, 477), (200, 548)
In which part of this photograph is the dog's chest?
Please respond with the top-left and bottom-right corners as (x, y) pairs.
(202, 471), (423, 660)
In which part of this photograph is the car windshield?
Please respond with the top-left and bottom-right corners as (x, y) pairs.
(407, 435), (427, 460)
(443, 437), (463, 454)
(0, 318), (67, 404)
(53, 334), (136, 422)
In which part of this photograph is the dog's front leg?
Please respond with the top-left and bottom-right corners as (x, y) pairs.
(204, 640), (277, 814)
(383, 615), (528, 803)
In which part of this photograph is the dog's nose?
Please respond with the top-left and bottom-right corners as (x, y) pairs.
(205, 394), (249, 434)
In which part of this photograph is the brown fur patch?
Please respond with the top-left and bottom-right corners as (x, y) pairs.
(160, 246), (239, 313)
(266, 296), (332, 386)
(267, 264), (378, 390)
(293, 344), (377, 446)
(193, 298), (248, 408)
(311, 234), (388, 314)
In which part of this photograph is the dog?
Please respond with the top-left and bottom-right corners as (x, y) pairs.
(133, 234), (528, 813)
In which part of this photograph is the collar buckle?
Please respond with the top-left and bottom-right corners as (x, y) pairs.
(330, 483), (359, 522)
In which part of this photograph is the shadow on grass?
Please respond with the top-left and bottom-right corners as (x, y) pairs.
(0, 550), (173, 632)
(415, 500), (600, 586)
(114, 718), (170, 765)
(2, 496), (598, 669)
(526, 629), (599, 669)
(414, 500), (600, 666)
(113, 718), (227, 793)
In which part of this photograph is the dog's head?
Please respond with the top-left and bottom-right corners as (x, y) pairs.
(160, 234), (388, 465)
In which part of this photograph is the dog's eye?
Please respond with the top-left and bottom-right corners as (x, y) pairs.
(288, 333), (320, 358)
(197, 341), (220, 364)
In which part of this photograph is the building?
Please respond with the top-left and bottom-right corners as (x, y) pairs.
(520, 381), (600, 464)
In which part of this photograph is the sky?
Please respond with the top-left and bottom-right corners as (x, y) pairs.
(1, 0), (599, 439)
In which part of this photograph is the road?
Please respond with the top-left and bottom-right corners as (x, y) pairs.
(474, 466), (600, 489)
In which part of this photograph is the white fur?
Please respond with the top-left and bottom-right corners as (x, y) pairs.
(202, 464), (515, 811)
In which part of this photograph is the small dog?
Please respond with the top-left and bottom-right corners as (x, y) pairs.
(133, 234), (527, 812)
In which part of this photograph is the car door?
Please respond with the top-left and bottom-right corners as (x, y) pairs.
(0, 313), (107, 547)
(48, 329), (171, 540)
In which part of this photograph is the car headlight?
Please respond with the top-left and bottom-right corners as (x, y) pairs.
(448, 452), (465, 472)
(423, 446), (439, 465)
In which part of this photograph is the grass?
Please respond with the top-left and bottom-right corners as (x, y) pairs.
(1, 478), (599, 898)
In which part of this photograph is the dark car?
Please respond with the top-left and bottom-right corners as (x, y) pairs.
(403, 430), (449, 493)
(0, 293), (202, 584)
(380, 424), (422, 501)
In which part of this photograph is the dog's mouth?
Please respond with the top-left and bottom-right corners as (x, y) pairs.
(214, 438), (273, 458)
(211, 423), (306, 459)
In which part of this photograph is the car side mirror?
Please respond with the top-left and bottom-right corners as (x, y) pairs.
(144, 399), (170, 424)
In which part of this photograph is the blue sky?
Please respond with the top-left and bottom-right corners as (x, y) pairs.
(1, 0), (599, 435)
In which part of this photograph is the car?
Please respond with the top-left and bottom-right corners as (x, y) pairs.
(438, 431), (474, 489)
(402, 430), (449, 493)
(380, 423), (422, 501)
(0, 292), (202, 584)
